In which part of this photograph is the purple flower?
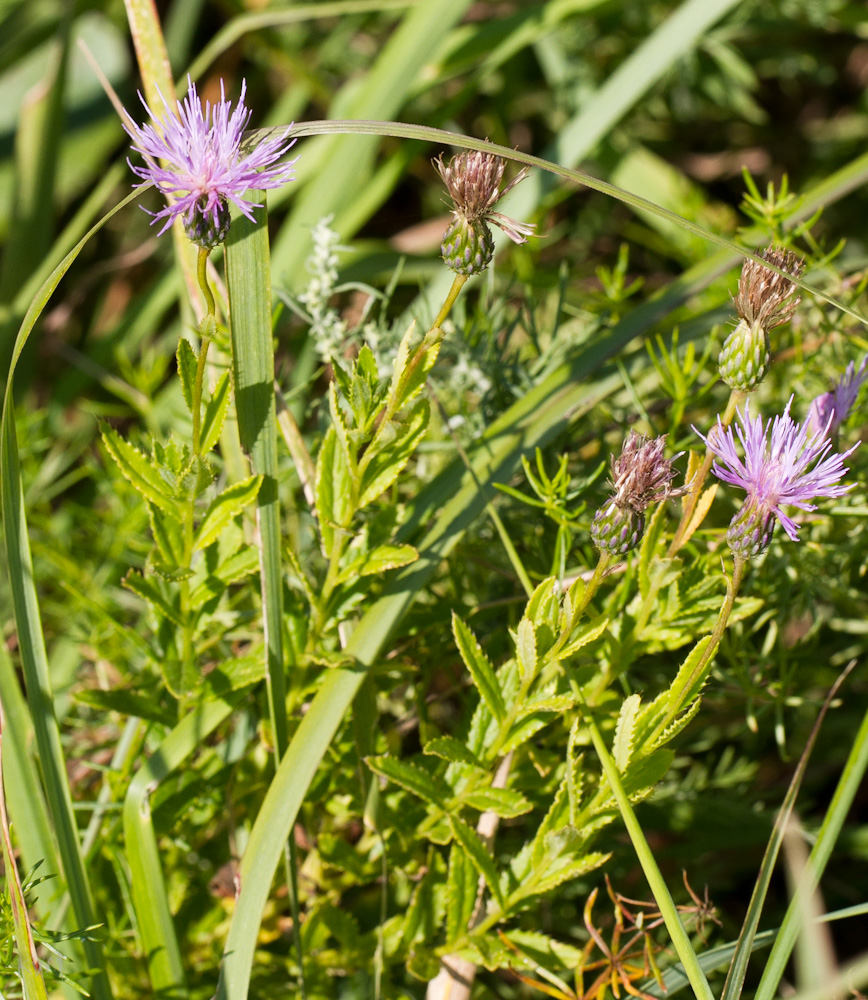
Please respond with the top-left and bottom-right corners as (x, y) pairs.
(806, 357), (868, 439)
(124, 77), (298, 246)
(694, 400), (857, 558)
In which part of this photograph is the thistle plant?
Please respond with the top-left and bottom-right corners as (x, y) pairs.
(123, 76), (298, 247)
(435, 150), (535, 275)
(591, 431), (686, 556)
(5, 15), (868, 1000)
(718, 247), (804, 392)
(696, 400), (857, 560)
(806, 356), (868, 439)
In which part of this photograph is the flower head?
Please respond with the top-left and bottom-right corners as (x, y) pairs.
(434, 150), (535, 274)
(733, 246), (805, 331)
(719, 247), (805, 392)
(806, 357), (868, 439)
(124, 77), (298, 247)
(591, 431), (686, 555)
(695, 400), (857, 558)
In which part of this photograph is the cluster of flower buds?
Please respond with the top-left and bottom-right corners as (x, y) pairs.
(592, 432), (687, 555)
(718, 247), (804, 392)
(434, 150), (535, 275)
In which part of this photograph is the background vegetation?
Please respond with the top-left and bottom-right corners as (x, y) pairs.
(1, 1), (868, 998)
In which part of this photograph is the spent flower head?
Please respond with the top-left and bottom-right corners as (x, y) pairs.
(695, 400), (857, 559)
(733, 246), (805, 331)
(806, 357), (868, 439)
(719, 246), (806, 392)
(434, 150), (535, 275)
(592, 431), (686, 556)
(124, 77), (298, 248)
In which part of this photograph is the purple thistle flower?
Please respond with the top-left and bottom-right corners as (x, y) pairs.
(694, 400), (857, 558)
(124, 77), (298, 247)
(806, 357), (868, 439)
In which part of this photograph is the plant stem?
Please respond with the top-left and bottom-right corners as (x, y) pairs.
(577, 691), (717, 1000)
(433, 273), (468, 329)
(658, 555), (745, 733)
(192, 249), (216, 456)
(667, 388), (742, 557)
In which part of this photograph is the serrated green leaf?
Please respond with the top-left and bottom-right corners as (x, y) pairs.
(123, 571), (184, 627)
(500, 712), (551, 754)
(315, 426), (353, 555)
(388, 321), (441, 413)
(204, 654), (267, 698)
(335, 542), (418, 584)
(622, 748), (675, 799)
(358, 399), (429, 508)
(452, 613), (506, 724)
(200, 371), (232, 455)
(194, 475), (263, 551)
(559, 614), (609, 657)
(518, 694), (574, 717)
(521, 851), (609, 899)
(503, 929), (585, 972)
(366, 756), (449, 807)
(102, 427), (180, 517)
(424, 736), (484, 769)
(445, 842), (478, 946)
(148, 502), (184, 566)
(177, 338), (197, 412)
(614, 693), (641, 772)
(458, 786), (532, 818)
(515, 617), (537, 682)
(449, 815), (504, 909)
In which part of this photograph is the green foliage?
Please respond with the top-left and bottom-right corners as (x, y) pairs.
(3, 3), (868, 1000)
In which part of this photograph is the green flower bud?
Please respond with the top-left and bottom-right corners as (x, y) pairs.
(727, 501), (775, 560)
(441, 217), (495, 275)
(184, 197), (232, 250)
(719, 318), (770, 392)
(591, 502), (644, 556)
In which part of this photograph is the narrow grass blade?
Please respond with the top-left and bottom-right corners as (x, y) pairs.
(269, 0), (472, 280)
(0, 696), (49, 1000)
(0, 190), (137, 1000)
(123, 697), (240, 996)
(579, 699), (715, 1000)
(0, 644), (58, 906)
(262, 121), (868, 328)
(224, 194), (286, 758)
(721, 664), (856, 1000)
(185, 0), (419, 83)
(754, 701), (868, 1000)
(0, 11), (69, 306)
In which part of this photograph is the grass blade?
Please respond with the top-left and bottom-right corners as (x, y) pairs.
(754, 701), (868, 1000)
(224, 195), (286, 757)
(123, 697), (240, 996)
(269, 0), (472, 281)
(720, 664), (856, 1000)
(0, 189), (139, 1000)
(0, 644), (58, 905)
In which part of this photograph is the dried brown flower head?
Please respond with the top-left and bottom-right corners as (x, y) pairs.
(609, 431), (687, 513)
(433, 150), (535, 244)
(734, 246), (805, 331)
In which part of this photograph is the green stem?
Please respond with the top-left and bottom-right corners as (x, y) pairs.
(658, 556), (745, 733)
(578, 691), (716, 1000)
(667, 388), (742, 557)
(192, 249), (216, 456)
(432, 273), (468, 329)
